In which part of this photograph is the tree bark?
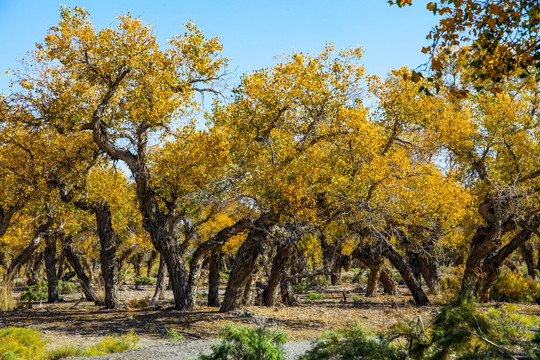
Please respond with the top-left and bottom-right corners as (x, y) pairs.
(378, 240), (430, 305)
(207, 249), (222, 307)
(150, 256), (167, 304)
(147, 251), (158, 278)
(366, 265), (382, 297)
(520, 243), (536, 278)
(64, 243), (98, 302)
(187, 217), (252, 309)
(44, 232), (59, 303)
(477, 228), (534, 302)
(263, 237), (295, 307)
(220, 212), (279, 312)
(379, 266), (398, 295)
(419, 253), (439, 293)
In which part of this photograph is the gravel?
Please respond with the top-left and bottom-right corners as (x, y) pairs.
(67, 339), (314, 360)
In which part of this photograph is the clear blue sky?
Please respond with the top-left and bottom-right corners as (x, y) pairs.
(0, 0), (435, 91)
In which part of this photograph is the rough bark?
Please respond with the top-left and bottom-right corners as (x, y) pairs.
(380, 240), (430, 305)
(187, 217), (252, 309)
(64, 243), (98, 302)
(133, 252), (144, 277)
(419, 253), (439, 293)
(320, 234), (343, 285)
(27, 252), (44, 286)
(366, 265), (382, 297)
(220, 212), (279, 312)
(44, 232), (59, 303)
(147, 251), (158, 278)
(477, 228), (534, 302)
(379, 266), (398, 295)
(520, 243), (536, 278)
(263, 238), (296, 307)
(52, 179), (119, 309)
(150, 256), (167, 304)
(207, 249), (222, 307)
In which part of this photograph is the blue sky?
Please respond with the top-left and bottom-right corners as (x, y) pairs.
(0, 0), (435, 91)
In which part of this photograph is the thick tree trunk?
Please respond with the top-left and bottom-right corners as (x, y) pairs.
(263, 238), (295, 307)
(520, 243), (536, 278)
(320, 235), (343, 285)
(94, 201), (119, 309)
(459, 224), (502, 298)
(379, 266), (398, 295)
(44, 233), (59, 303)
(187, 218), (252, 309)
(220, 212), (279, 312)
(366, 265), (381, 297)
(133, 252), (144, 277)
(147, 251), (158, 278)
(378, 240), (430, 305)
(208, 249), (222, 307)
(65, 243), (98, 302)
(151, 255), (167, 304)
(6, 219), (52, 282)
(280, 267), (299, 306)
(476, 228), (534, 302)
(26, 252), (44, 286)
(419, 253), (439, 293)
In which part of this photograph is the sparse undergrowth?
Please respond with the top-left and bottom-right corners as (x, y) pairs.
(0, 327), (139, 360)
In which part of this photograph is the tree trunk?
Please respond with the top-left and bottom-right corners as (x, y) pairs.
(320, 234), (342, 285)
(379, 266), (398, 295)
(151, 255), (167, 304)
(220, 212), (279, 312)
(94, 200), (119, 309)
(64, 243), (98, 302)
(476, 228), (534, 302)
(419, 253), (439, 293)
(26, 252), (44, 286)
(264, 237), (295, 307)
(133, 252), (144, 277)
(379, 240), (430, 305)
(147, 251), (158, 278)
(520, 243), (536, 278)
(44, 233), (59, 303)
(366, 265), (381, 297)
(187, 217), (252, 309)
(208, 249), (222, 307)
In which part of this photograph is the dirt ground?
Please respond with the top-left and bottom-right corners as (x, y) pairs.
(1, 281), (539, 351)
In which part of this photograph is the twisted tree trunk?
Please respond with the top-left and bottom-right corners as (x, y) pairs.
(220, 212), (279, 312)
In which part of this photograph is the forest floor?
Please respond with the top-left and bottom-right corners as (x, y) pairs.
(1, 278), (539, 354)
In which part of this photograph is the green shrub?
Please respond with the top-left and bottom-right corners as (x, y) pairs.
(409, 297), (523, 360)
(306, 293), (324, 300)
(134, 276), (156, 286)
(83, 331), (139, 356)
(19, 281), (48, 303)
(490, 271), (539, 302)
(299, 325), (402, 360)
(166, 327), (185, 342)
(58, 281), (78, 295)
(47, 344), (85, 359)
(199, 323), (287, 360)
(48, 331), (139, 358)
(0, 327), (47, 360)
(292, 275), (330, 294)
